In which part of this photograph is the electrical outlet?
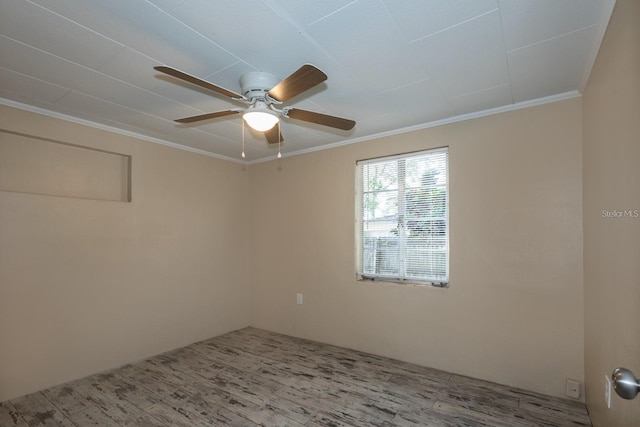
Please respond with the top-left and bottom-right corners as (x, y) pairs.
(565, 379), (581, 399)
(296, 293), (303, 304)
(604, 375), (611, 408)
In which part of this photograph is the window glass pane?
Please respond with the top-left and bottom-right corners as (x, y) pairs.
(357, 147), (448, 285)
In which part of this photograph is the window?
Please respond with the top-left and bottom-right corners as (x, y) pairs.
(356, 147), (449, 286)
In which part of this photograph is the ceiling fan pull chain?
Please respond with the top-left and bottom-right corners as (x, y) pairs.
(277, 121), (282, 159)
(241, 119), (246, 159)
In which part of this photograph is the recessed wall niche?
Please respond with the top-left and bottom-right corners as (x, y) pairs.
(0, 130), (131, 202)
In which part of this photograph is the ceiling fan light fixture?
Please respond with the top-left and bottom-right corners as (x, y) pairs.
(243, 109), (279, 131)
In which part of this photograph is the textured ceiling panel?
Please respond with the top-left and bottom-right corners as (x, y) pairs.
(0, 0), (616, 162)
(508, 25), (599, 102)
(500, 0), (606, 50)
(385, 0), (498, 42)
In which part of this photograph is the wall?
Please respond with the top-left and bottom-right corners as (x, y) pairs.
(583, 0), (640, 425)
(249, 98), (584, 398)
(0, 105), (251, 402)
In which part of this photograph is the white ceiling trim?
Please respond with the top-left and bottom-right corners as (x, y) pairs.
(2, 90), (581, 166)
(0, 97), (245, 164)
(246, 90), (582, 165)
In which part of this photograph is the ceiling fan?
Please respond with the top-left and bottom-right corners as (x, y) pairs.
(154, 64), (356, 144)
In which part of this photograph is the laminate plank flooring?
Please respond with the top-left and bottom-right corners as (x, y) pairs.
(2, 327), (592, 426)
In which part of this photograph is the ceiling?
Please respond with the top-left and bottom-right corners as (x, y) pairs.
(0, 0), (615, 163)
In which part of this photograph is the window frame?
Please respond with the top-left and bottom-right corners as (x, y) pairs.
(355, 147), (449, 287)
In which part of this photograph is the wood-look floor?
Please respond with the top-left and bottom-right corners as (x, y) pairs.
(1, 327), (592, 426)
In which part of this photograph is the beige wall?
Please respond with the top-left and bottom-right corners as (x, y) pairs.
(0, 105), (251, 402)
(583, 0), (640, 425)
(249, 98), (584, 398)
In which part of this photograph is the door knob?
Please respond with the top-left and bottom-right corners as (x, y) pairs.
(612, 367), (640, 400)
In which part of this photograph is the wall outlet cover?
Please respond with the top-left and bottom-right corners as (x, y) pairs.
(566, 379), (581, 399)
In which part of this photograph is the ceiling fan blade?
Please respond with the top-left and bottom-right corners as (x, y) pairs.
(175, 110), (240, 123)
(267, 64), (327, 103)
(286, 108), (355, 131)
(264, 126), (284, 144)
(155, 66), (244, 99)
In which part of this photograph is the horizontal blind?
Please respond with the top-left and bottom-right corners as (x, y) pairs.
(357, 148), (448, 284)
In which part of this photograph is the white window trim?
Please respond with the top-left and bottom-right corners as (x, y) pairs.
(355, 147), (449, 287)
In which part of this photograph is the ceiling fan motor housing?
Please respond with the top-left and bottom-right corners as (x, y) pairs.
(240, 71), (279, 100)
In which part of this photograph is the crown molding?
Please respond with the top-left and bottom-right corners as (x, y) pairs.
(2, 91), (581, 166)
(246, 90), (582, 164)
(0, 98), (245, 165)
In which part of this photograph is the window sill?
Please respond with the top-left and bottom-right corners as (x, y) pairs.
(356, 276), (449, 288)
